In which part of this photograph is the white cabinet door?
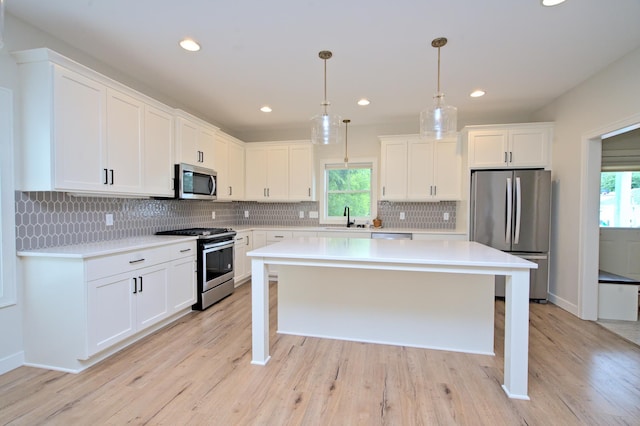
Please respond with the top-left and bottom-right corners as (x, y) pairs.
(407, 140), (432, 200)
(199, 125), (217, 170)
(143, 105), (174, 197)
(289, 144), (314, 200)
(245, 147), (269, 200)
(228, 140), (245, 200)
(380, 139), (408, 200)
(234, 232), (251, 284)
(467, 130), (509, 168)
(135, 265), (169, 329)
(432, 138), (462, 200)
(106, 88), (144, 193)
(176, 116), (200, 165)
(88, 273), (136, 356)
(214, 133), (230, 200)
(168, 256), (196, 312)
(53, 66), (107, 192)
(509, 127), (549, 167)
(266, 146), (289, 200)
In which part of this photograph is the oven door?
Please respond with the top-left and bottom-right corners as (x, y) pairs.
(202, 240), (234, 291)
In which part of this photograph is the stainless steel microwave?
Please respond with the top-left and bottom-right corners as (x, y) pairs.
(175, 163), (217, 200)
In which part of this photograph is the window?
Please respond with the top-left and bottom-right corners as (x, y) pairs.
(321, 160), (377, 224)
(600, 171), (640, 227)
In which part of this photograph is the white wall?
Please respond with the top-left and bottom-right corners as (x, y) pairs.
(533, 47), (640, 317)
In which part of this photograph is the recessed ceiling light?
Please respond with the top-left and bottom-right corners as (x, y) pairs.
(357, 98), (371, 106)
(179, 38), (201, 52)
(260, 106), (272, 113)
(541, 0), (566, 6)
(470, 90), (486, 98)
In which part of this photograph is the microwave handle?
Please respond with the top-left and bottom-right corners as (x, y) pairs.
(209, 175), (216, 195)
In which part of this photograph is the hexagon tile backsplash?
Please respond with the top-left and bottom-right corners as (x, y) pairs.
(15, 192), (456, 251)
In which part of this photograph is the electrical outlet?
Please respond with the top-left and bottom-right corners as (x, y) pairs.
(309, 211), (319, 219)
(444, 212), (450, 221)
(105, 213), (114, 226)
(299, 211), (305, 219)
(211, 211), (216, 220)
(400, 212), (405, 220)
(244, 210), (249, 218)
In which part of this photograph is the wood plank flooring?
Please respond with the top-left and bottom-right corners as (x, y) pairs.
(1, 281), (640, 425)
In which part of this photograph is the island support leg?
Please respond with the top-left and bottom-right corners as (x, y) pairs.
(251, 257), (271, 365)
(502, 269), (530, 399)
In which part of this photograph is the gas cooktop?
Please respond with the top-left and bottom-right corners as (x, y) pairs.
(156, 227), (235, 237)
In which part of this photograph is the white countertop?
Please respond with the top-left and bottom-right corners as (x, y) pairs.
(234, 225), (467, 235)
(17, 235), (197, 259)
(247, 237), (536, 269)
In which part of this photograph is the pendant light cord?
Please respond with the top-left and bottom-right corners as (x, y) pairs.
(437, 46), (441, 93)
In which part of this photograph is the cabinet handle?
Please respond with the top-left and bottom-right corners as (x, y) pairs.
(383, 186), (386, 196)
(267, 188), (270, 197)
(308, 188), (311, 197)
(504, 152), (508, 163)
(133, 277), (138, 294)
(434, 186), (437, 196)
(103, 168), (109, 185)
(229, 186), (232, 196)
(129, 258), (145, 264)
(109, 169), (114, 185)
(179, 248), (191, 253)
(274, 235), (284, 238)
(509, 151), (513, 163)
(247, 236), (250, 246)
(139, 276), (143, 293)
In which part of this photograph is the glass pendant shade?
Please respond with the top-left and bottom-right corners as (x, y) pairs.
(311, 107), (342, 145)
(420, 93), (457, 140)
(311, 50), (342, 144)
(420, 37), (457, 140)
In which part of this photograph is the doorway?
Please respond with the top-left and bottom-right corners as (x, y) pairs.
(579, 115), (640, 321)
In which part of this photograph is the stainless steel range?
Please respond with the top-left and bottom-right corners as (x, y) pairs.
(157, 227), (237, 310)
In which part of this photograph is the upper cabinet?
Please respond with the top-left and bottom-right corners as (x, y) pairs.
(214, 130), (246, 201)
(245, 141), (314, 202)
(380, 135), (462, 201)
(466, 123), (553, 169)
(13, 48), (174, 197)
(174, 110), (218, 171)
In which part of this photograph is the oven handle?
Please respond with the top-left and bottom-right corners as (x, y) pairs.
(202, 241), (234, 251)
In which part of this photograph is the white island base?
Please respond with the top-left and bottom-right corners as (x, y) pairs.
(248, 238), (534, 400)
(278, 266), (495, 355)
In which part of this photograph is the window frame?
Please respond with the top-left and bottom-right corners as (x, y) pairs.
(319, 157), (378, 225)
(599, 170), (640, 228)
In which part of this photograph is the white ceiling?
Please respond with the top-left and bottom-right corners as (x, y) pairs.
(7, 0), (640, 140)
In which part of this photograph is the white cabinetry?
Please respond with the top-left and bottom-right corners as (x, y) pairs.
(215, 131), (246, 201)
(13, 48), (174, 197)
(466, 123), (552, 169)
(175, 110), (218, 170)
(20, 239), (196, 372)
(380, 135), (461, 201)
(245, 141), (314, 202)
(234, 231), (252, 285)
(144, 105), (175, 197)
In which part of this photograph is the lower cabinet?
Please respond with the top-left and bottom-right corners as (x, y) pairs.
(234, 231), (252, 285)
(20, 239), (196, 372)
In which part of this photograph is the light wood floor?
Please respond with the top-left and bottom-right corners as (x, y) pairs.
(1, 281), (640, 425)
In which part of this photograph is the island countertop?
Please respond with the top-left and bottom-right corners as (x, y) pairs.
(247, 237), (536, 270)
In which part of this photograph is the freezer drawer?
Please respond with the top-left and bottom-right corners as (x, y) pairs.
(495, 253), (549, 301)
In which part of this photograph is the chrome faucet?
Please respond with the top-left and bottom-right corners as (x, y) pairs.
(343, 206), (355, 228)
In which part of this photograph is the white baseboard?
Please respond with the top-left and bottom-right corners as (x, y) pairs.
(548, 292), (580, 317)
(0, 351), (25, 375)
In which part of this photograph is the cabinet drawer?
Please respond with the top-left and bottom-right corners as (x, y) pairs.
(86, 242), (194, 281)
(266, 230), (293, 242)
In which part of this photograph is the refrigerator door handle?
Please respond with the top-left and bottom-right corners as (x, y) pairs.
(506, 177), (513, 245)
(514, 177), (522, 245)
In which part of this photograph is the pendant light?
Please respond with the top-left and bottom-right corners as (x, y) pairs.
(311, 51), (342, 145)
(343, 119), (350, 167)
(420, 37), (457, 140)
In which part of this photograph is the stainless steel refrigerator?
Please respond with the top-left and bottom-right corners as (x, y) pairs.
(470, 169), (551, 300)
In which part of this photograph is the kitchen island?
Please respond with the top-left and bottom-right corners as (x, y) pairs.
(247, 237), (536, 400)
